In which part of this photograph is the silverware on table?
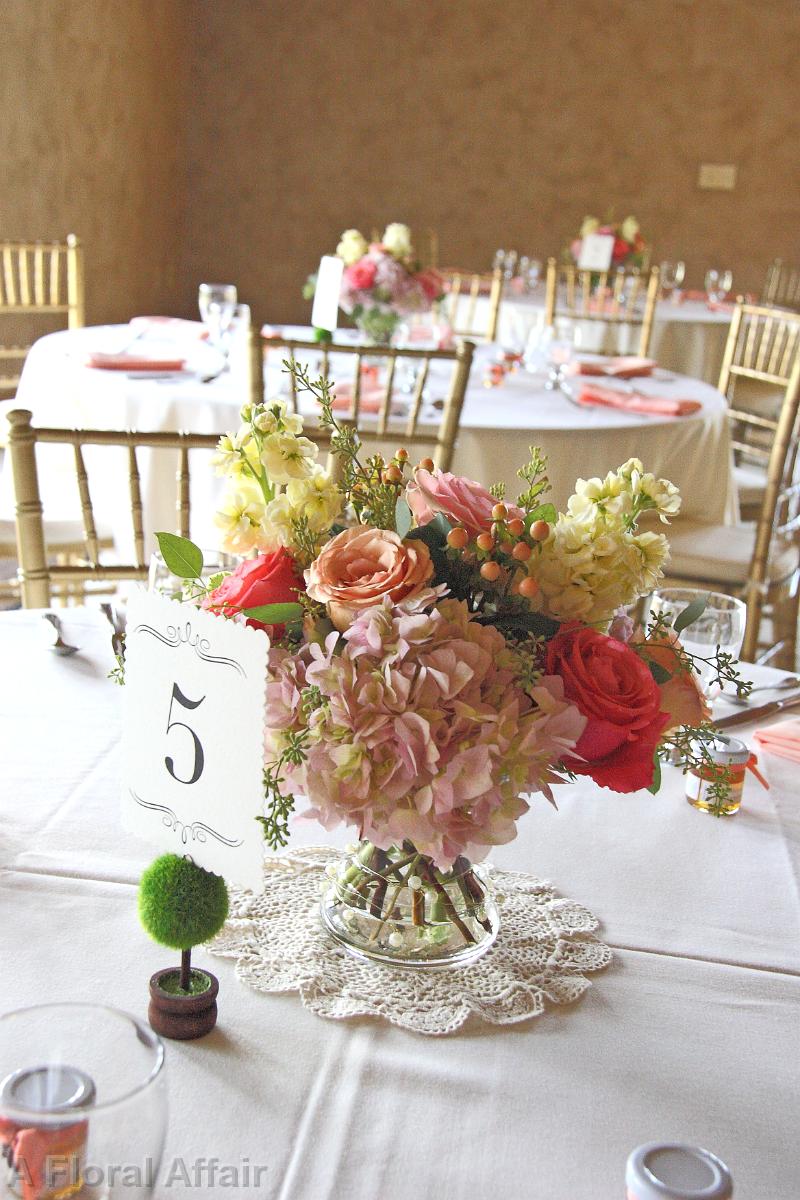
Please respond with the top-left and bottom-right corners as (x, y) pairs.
(715, 693), (800, 730)
(42, 612), (79, 656)
(722, 676), (800, 706)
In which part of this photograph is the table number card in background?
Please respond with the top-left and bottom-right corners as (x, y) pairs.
(311, 254), (344, 331)
(122, 592), (269, 890)
(577, 234), (615, 272)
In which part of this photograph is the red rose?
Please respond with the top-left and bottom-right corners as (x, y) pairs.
(417, 267), (444, 301)
(202, 549), (304, 636)
(345, 260), (377, 291)
(545, 625), (670, 792)
(611, 237), (631, 263)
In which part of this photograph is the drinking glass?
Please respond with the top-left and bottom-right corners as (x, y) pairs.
(149, 548), (235, 597)
(660, 260), (686, 296)
(526, 258), (542, 290)
(198, 283), (238, 348)
(646, 588), (747, 692)
(704, 269), (733, 304)
(0, 1003), (166, 1199)
(523, 318), (553, 378)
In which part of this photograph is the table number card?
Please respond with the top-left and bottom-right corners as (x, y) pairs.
(310, 254), (344, 331)
(122, 592), (269, 891)
(577, 234), (615, 272)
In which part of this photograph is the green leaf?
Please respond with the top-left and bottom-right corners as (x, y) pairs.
(673, 596), (707, 634)
(395, 496), (413, 539)
(647, 752), (662, 794)
(240, 602), (304, 625)
(429, 512), (452, 539)
(647, 659), (672, 685)
(526, 503), (557, 526)
(155, 532), (204, 580)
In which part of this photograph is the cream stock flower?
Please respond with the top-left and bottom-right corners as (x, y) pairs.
(253, 399), (304, 437)
(580, 216), (600, 237)
(620, 215), (640, 242)
(259, 431), (318, 483)
(286, 467), (342, 531)
(336, 228), (368, 266)
(211, 430), (257, 478)
(382, 222), (412, 259)
(214, 481), (270, 554)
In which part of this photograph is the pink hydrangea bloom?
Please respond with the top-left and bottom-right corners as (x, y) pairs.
(264, 597), (586, 868)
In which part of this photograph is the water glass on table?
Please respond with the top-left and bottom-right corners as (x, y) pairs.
(0, 1003), (166, 1199)
(646, 588), (747, 695)
(659, 260), (685, 298)
(704, 269), (733, 305)
(198, 283), (238, 378)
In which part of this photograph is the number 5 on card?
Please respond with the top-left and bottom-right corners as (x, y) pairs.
(122, 592), (269, 891)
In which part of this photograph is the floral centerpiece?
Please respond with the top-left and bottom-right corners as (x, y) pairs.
(570, 215), (648, 270)
(149, 363), (748, 967)
(304, 223), (443, 344)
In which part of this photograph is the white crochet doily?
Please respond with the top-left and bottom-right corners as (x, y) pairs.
(208, 846), (612, 1036)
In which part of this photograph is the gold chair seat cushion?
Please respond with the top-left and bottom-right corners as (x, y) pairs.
(665, 519), (799, 586)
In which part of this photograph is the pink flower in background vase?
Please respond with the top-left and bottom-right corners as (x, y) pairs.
(406, 468), (524, 537)
(345, 259), (377, 291)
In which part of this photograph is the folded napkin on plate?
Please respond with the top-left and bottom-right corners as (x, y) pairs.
(570, 356), (655, 379)
(128, 316), (208, 338)
(753, 718), (800, 763)
(575, 383), (702, 417)
(84, 351), (186, 371)
(331, 382), (387, 413)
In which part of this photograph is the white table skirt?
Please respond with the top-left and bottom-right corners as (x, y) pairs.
(3, 324), (736, 564)
(1, 607), (799, 1198)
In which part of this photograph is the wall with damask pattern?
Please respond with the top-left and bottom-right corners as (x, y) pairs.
(2, 0), (797, 327)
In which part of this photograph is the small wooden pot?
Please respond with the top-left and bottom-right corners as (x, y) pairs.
(148, 968), (219, 1040)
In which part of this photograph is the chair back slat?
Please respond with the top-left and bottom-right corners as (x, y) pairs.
(33, 246), (45, 306)
(440, 268), (503, 341)
(405, 358), (430, 440)
(128, 446), (145, 565)
(178, 447), (190, 538)
(3, 248), (17, 306)
(377, 356), (396, 437)
(73, 443), (100, 564)
(544, 259), (660, 356)
(49, 245), (60, 306)
(762, 258), (800, 311)
(0, 237), (85, 393)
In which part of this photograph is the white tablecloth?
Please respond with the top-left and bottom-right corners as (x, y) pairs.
(495, 290), (732, 384)
(1, 607), (799, 1198)
(3, 324), (736, 562)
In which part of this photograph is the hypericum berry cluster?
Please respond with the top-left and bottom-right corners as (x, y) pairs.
(446, 502), (550, 598)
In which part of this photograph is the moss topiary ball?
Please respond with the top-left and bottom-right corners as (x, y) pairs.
(138, 854), (229, 951)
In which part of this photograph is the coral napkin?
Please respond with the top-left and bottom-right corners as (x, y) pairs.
(330, 382), (387, 413)
(570, 356), (656, 379)
(753, 718), (800, 763)
(84, 352), (186, 371)
(575, 383), (702, 417)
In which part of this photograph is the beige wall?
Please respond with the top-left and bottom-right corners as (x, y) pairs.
(2, 1), (798, 327)
(184, 0), (800, 325)
(0, 0), (189, 324)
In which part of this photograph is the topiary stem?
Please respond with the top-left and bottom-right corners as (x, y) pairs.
(180, 948), (191, 992)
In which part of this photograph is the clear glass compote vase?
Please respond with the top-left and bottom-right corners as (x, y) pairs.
(321, 840), (500, 967)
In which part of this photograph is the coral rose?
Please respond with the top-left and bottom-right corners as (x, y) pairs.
(545, 625), (671, 792)
(202, 548), (304, 637)
(406, 468), (524, 538)
(305, 526), (434, 631)
(344, 260), (377, 291)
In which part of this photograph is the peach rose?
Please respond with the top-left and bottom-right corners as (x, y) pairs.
(406, 468), (524, 538)
(634, 628), (710, 731)
(306, 526), (434, 631)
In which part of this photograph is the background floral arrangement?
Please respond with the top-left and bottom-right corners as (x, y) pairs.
(569, 214), (648, 270)
(304, 223), (443, 343)
(152, 361), (749, 878)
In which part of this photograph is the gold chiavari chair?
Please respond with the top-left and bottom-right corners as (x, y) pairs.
(0, 235), (85, 396)
(717, 301), (800, 520)
(762, 259), (800, 312)
(544, 259), (660, 357)
(661, 354), (800, 668)
(439, 268), (504, 342)
(267, 335), (475, 472)
(7, 409), (226, 608)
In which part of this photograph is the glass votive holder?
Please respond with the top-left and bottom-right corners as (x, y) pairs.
(0, 1003), (167, 1199)
(685, 735), (752, 815)
(626, 1142), (732, 1199)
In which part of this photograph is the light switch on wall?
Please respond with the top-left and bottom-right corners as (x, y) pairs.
(698, 163), (737, 190)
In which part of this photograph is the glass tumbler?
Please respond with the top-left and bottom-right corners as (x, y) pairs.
(0, 1003), (167, 1199)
